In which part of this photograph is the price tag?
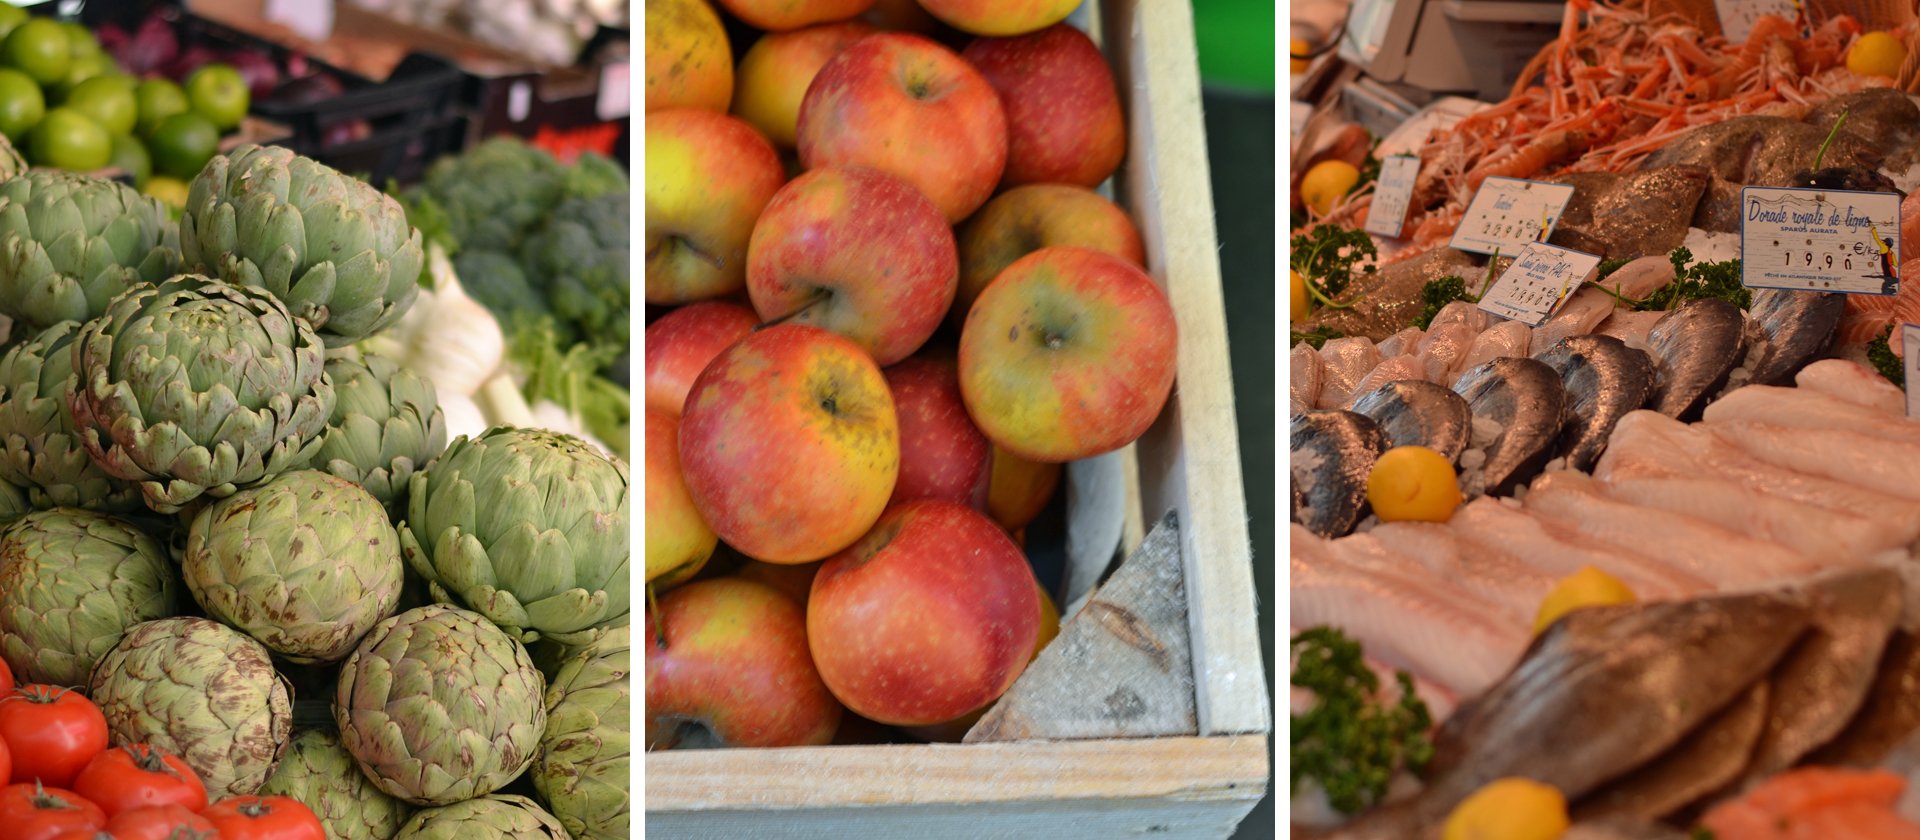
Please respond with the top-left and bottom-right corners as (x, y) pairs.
(1476, 242), (1603, 326)
(596, 62), (630, 121)
(1365, 155), (1421, 239)
(264, 0), (335, 42)
(1448, 177), (1576, 257)
(1739, 186), (1900, 296)
(1905, 324), (1920, 420)
(1712, 0), (1799, 44)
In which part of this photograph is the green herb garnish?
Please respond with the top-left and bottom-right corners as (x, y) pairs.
(1291, 325), (1346, 350)
(1596, 257), (1631, 280)
(1869, 325), (1906, 387)
(1291, 627), (1434, 815)
(1291, 223), (1379, 308)
(1412, 275), (1476, 329)
(1592, 247), (1752, 312)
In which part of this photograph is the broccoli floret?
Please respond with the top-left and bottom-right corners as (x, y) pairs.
(522, 192), (631, 361)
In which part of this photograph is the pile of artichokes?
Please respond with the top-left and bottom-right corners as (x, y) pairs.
(0, 144), (631, 839)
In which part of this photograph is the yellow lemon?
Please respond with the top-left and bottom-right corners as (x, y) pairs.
(1848, 31), (1906, 79)
(1300, 159), (1360, 216)
(141, 175), (191, 208)
(1443, 777), (1570, 840)
(1365, 446), (1462, 523)
(1291, 269), (1310, 323)
(1291, 37), (1311, 74)
(1533, 566), (1637, 636)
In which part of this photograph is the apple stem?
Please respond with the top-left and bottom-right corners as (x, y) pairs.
(648, 584), (668, 650)
(755, 291), (830, 332)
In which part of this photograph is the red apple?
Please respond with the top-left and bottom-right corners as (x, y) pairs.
(861, 0), (950, 34)
(963, 25), (1126, 188)
(746, 166), (957, 366)
(808, 500), (1040, 726)
(736, 559), (822, 607)
(646, 578), (842, 748)
(797, 33), (1007, 223)
(645, 0), (733, 112)
(714, 0), (875, 31)
(885, 356), (991, 510)
(959, 246), (1177, 462)
(732, 22), (876, 148)
(646, 110), (788, 304)
(987, 444), (1061, 531)
(916, 0), (1079, 36)
(954, 184), (1145, 325)
(644, 301), (759, 416)
(680, 324), (900, 563)
(904, 579), (1060, 741)
(646, 410), (718, 588)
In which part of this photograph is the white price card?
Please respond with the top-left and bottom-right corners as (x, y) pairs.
(265, 0), (335, 42)
(1365, 155), (1422, 239)
(1448, 177), (1577, 257)
(1476, 242), (1602, 326)
(1739, 187), (1900, 296)
(1713, 0), (1799, 44)
(1905, 324), (1920, 420)
(596, 62), (630, 121)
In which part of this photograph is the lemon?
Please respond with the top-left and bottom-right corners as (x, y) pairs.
(1301, 159), (1360, 216)
(1366, 446), (1462, 523)
(1291, 37), (1311, 74)
(1849, 31), (1906, 79)
(1533, 566), (1637, 635)
(1443, 777), (1570, 840)
(1291, 269), (1310, 322)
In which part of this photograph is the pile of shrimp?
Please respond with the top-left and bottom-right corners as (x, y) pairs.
(1362, 0), (1895, 258)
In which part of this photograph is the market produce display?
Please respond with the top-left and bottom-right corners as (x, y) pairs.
(1293, 2), (1920, 837)
(0, 127), (630, 834)
(645, 1), (1166, 747)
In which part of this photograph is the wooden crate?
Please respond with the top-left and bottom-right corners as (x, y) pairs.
(644, 1), (1272, 836)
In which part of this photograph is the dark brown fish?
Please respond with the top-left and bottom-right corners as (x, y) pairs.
(1808, 631), (1920, 768)
(1348, 379), (1474, 464)
(1804, 89), (1920, 152)
(1291, 410), (1388, 538)
(1574, 683), (1771, 823)
(1534, 335), (1657, 472)
(1544, 166), (1710, 260)
(1640, 116), (1881, 232)
(1451, 357), (1569, 496)
(1646, 298), (1747, 421)
(1300, 248), (1480, 342)
(1747, 289), (1848, 386)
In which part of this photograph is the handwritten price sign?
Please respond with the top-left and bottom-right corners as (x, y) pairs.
(1739, 187), (1900, 296)
(1477, 242), (1602, 326)
(1365, 155), (1421, 239)
(1713, 0), (1799, 44)
(1449, 177), (1576, 257)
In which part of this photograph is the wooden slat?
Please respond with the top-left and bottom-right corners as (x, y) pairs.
(1103, 0), (1271, 737)
(645, 736), (1270, 839)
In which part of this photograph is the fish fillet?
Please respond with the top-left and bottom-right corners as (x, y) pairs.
(1416, 321), (1481, 385)
(1708, 420), (1920, 503)
(1428, 300), (1493, 332)
(1797, 359), (1907, 416)
(1462, 320), (1535, 373)
(1343, 355), (1428, 410)
(1703, 386), (1920, 446)
(1446, 497), (1710, 600)
(1521, 472), (1822, 589)
(1377, 326), (1427, 358)
(1593, 475), (1898, 565)
(1532, 287), (1615, 352)
(1317, 337), (1383, 410)
(1597, 255), (1677, 299)
(1368, 521), (1558, 624)
(1292, 342), (1325, 416)
(1593, 310), (1667, 351)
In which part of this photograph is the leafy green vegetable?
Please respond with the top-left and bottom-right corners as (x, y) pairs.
(1291, 626), (1434, 815)
(1291, 325), (1345, 350)
(1291, 224), (1378, 307)
(511, 319), (630, 458)
(1869, 325), (1906, 387)
(1412, 275), (1475, 330)
(1631, 247), (1751, 311)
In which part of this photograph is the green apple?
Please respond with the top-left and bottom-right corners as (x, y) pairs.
(1, 18), (69, 87)
(134, 78), (189, 138)
(28, 107), (109, 171)
(184, 63), (248, 131)
(109, 133), (150, 187)
(0, 67), (43, 139)
(63, 75), (136, 135)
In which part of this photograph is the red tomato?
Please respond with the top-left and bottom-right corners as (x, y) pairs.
(0, 657), (14, 696)
(0, 736), (12, 791)
(105, 804), (220, 840)
(48, 833), (114, 840)
(72, 744), (208, 817)
(201, 796), (324, 840)
(0, 784), (107, 840)
(0, 687), (109, 788)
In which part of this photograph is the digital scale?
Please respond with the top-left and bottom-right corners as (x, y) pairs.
(1336, 0), (1566, 134)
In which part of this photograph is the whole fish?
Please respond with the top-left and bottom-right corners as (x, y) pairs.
(1810, 632), (1920, 769)
(1534, 334), (1657, 471)
(1646, 298), (1747, 420)
(1747, 289), (1847, 386)
(1316, 337), (1383, 410)
(1343, 356), (1428, 410)
(1545, 166), (1710, 260)
(1292, 342), (1326, 416)
(1349, 379), (1473, 463)
(1451, 357), (1569, 496)
(1576, 682), (1771, 823)
(1300, 248), (1480, 342)
(1291, 410), (1388, 538)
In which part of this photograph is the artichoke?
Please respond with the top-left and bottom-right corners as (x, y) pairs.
(399, 428), (629, 645)
(259, 729), (414, 840)
(0, 321), (139, 511)
(0, 508), (175, 687)
(0, 170), (180, 332)
(307, 352), (446, 509)
(0, 483), (27, 526)
(89, 616), (295, 797)
(334, 604), (548, 806)
(181, 144), (424, 346)
(533, 625), (629, 840)
(68, 274), (337, 513)
(183, 470), (405, 664)
(394, 795), (568, 840)
(0, 133), (24, 181)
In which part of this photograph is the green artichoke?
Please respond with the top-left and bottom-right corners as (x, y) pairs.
(533, 625), (628, 840)
(259, 729), (414, 840)
(68, 274), (337, 514)
(308, 352), (445, 509)
(0, 508), (175, 687)
(0, 170), (180, 332)
(334, 604), (547, 806)
(183, 470), (405, 664)
(181, 144), (423, 346)
(0, 483), (28, 526)
(89, 616), (294, 797)
(399, 428), (629, 645)
(0, 321), (139, 511)
(394, 795), (568, 839)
